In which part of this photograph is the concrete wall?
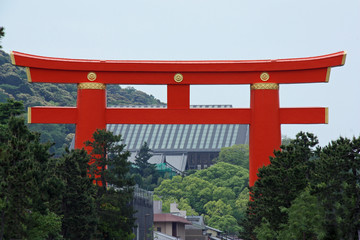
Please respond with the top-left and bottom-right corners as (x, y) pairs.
(133, 187), (153, 240)
(154, 222), (187, 240)
(176, 223), (186, 240)
(185, 229), (207, 240)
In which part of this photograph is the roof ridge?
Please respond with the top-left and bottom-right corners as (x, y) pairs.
(108, 104), (233, 108)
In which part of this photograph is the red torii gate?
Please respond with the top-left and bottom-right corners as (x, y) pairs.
(11, 51), (346, 186)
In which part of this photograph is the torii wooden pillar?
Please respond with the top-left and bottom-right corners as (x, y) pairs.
(11, 51), (346, 186)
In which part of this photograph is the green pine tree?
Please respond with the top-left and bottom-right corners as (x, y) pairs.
(0, 27), (4, 49)
(0, 100), (63, 239)
(241, 132), (319, 240)
(132, 142), (160, 190)
(58, 148), (97, 240)
(276, 188), (326, 240)
(311, 137), (360, 239)
(0, 116), (62, 239)
(240, 133), (360, 240)
(0, 98), (24, 124)
(86, 129), (135, 240)
(134, 142), (153, 176)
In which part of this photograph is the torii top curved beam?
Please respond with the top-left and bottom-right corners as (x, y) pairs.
(11, 51), (346, 85)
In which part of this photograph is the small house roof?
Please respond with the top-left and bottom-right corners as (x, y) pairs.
(154, 214), (192, 225)
(206, 225), (222, 233)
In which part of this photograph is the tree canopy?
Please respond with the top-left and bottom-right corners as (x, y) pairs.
(130, 142), (166, 191)
(57, 148), (98, 239)
(0, 101), (62, 239)
(86, 129), (135, 239)
(0, 100), (137, 239)
(240, 132), (360, 240)
(215, 144), (249, 169)
(0, 27), (4, 49)
(154, 161), (249, 235)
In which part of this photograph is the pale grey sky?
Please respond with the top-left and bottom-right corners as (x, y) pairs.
(1, 0), (359, 145)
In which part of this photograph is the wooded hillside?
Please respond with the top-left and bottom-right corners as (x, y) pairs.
(0, 50), (164, 155)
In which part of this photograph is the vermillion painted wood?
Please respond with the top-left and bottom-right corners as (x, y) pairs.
(11, 51), (346, 186)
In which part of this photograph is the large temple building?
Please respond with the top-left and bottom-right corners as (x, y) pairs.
(107, 105), (249, 173)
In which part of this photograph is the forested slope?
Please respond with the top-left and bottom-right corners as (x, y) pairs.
(0, 50), (164, 155)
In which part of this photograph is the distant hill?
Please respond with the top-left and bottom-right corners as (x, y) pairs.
(0, 50), (165, 155)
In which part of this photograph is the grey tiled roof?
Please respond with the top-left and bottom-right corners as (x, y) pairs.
(107, 105), (249, 152)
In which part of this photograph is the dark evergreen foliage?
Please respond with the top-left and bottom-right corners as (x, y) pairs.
(0, 27), (4, 49)
(86, 129), (135, 239)
(312, 137), (360, 239)
(0, 115), (62, 239)
(0, 98), (24, 124)
(241, 132), (319, 239)
(134, 142), (153, 175)
(241, 132), (360, 240)
(58, 148), (97, 240)
(107, 85), (164, 106)
(131, 142), (161, 191)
